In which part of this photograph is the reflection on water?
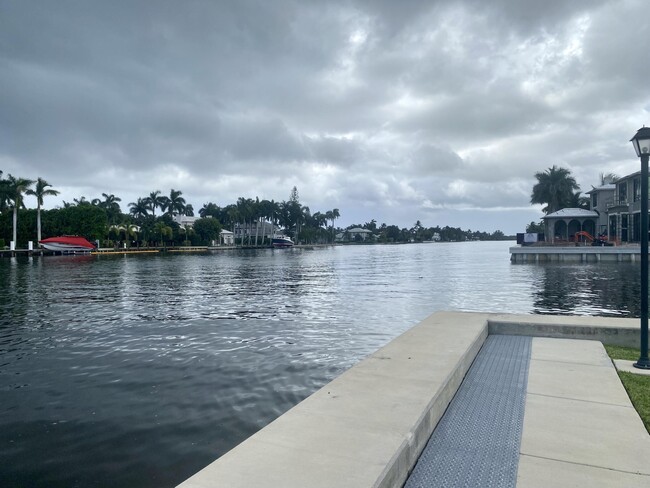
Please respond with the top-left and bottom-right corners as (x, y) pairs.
(532, 263), (641, 316)
(0, 242), (644, 487)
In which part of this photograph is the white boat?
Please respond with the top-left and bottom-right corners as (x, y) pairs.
(39, 236), (96, 252)
(272, 235), (294, 248)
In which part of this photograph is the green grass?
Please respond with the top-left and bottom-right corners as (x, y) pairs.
(603, 344), (641, 361)
(617, 372), (650, 433)
(604, 345), (650, 434)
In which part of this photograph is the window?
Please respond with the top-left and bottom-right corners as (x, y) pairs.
(618, 182), (628, 204)
(634, 178), (640, 202)
(592, 193), (598, 208)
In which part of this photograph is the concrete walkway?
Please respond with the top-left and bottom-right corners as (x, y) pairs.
(614, 359), (650, 376)
(405, 334), (650, 487)
(176, 312), (650, 488)
(517, 337), (649, 486)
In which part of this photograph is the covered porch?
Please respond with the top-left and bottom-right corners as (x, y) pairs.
(543, 208), (599, 243)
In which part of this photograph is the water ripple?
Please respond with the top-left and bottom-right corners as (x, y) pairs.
(0, 243), (642, 487)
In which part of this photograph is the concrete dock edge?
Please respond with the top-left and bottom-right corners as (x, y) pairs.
(486, 313), (640, 347)
(176, 311), (647, 488)
(373, 317), (487, 488)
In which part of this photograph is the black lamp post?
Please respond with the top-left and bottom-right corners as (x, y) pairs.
(631, 127), (650, 369)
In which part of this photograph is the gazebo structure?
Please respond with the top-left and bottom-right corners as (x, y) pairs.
(543, 208), (599, 243)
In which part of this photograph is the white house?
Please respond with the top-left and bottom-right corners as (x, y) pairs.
(173, 215), (200, 228)
(220, 229), (234, 246)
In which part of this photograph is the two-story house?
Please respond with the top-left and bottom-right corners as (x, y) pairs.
(606, 171), (645, 243)
(542, 170), (648, 244)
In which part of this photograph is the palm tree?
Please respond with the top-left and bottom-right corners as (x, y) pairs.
(73, 196), (91, 206)
(277, 201), (292, 237)
(296, 205), (310, 244)
(99, 193), (122, 224)
(120, 223), (139, 247)
(199, 202), (220, 218)
(184, 203), (194, 217)
(365, 219), (377, 232)
(26, 177), (59, 243)
(0, 171), (10, 214)
(236, 197), (254, 245)
(165, 189), (186, 217)
(599, 172), (619, 185)
(330, 208), (340, 227)
(326, 208), (340, 243)
(411, 220), (425, 241)
(153, 221), (173, 247)
(145, 190), (166, 217)
(224, 204), (239, 235)
(101, 192), (120, 207)
(312, 211), (327, 239)
(259, 199), (279, 245)
(6, 175), (34, 247)
(109, 223), (139, 248)
(530, 166), (580, 214)
(570, 191), (590, 209)
(129, 198), (150, 220)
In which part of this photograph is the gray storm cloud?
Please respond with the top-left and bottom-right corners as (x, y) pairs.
(1, 0), (648, 233)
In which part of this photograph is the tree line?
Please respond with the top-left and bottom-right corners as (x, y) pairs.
(342, 219), (509, 243)
(0, 173), (342, 248)
(0, 172), (511, 249)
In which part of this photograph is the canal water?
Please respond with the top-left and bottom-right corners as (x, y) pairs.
(0, 241), (642, 487)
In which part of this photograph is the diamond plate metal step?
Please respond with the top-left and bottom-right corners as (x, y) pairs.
(404, 335), (531, 488)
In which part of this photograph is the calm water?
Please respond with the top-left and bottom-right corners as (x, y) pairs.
(0, 242), (642, 487)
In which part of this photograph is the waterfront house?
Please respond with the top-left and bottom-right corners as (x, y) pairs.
(348, 227), (373, 240)
(585, 183), (615, 234)
(541, 171), (649, 244)
(605, 171), (645, 243)
(543, 208), (599, 243)
(336, 227), (374, 242)
(233, 221), (274, 241)
(220, 230), (234, 246)
(173, 215), (199, 228)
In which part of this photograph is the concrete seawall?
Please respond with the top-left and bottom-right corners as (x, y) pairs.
(177, 312), (646, 488)
(510, 245), (641, 263)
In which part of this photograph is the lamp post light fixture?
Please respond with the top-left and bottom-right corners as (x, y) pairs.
(630, 126), (650, 369)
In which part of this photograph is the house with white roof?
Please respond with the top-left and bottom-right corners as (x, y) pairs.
(543, 208), (600, 243)
(336, 227), (374, 242)
(220, 229), (234, 246)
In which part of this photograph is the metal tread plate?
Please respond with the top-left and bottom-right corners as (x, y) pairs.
(404, 335), (531, 488)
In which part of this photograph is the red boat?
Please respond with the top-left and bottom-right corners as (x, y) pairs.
(39, 236), (96, 252)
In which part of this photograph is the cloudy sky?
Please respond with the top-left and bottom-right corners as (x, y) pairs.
(1, 0), (649, 234)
